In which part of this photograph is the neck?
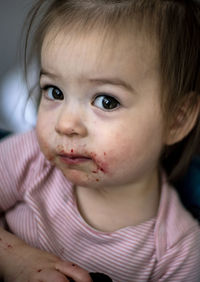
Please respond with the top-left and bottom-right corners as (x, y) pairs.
(75, 170), (161, 232)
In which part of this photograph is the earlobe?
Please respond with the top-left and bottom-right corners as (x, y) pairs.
(165, 95), (200, 146)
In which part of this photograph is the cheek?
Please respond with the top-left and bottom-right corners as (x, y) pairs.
(105, 141), (132, 166)
(95, 138), (131, 176)
(36, 117), (55, 162)
(99, 123), (163, 175)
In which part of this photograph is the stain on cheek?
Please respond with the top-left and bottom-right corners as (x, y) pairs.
(46, 154), (54, 162)
(7, 244), (13, 248)
(42, 149), (54, 162)
(37, 269), (42, 273)
(90, 152), (109, 174)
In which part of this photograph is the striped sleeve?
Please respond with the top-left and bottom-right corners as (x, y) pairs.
(0, 130), (40, 212)
(152, 224), (200, 281)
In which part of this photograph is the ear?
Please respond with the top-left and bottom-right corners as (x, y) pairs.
(165, 94), (200, 146)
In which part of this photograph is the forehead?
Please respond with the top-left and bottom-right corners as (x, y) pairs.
(41, 26), (159, 84)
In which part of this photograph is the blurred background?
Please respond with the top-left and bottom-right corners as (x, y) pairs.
(0, 0), (37, 133)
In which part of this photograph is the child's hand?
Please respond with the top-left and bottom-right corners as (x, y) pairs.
(2, 243), (92, 282)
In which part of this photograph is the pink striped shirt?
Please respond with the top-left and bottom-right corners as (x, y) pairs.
(0, 130), (200, 281)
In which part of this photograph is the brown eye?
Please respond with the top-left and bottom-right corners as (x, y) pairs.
(93, 95), (120, 110)
(44, 86), (64, 100)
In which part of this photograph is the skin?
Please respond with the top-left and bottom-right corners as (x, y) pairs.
(37, 27), (166, 231)
(0, 225), (92, 282)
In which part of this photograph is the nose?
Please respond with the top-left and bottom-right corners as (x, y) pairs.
(55, 106), (88, 137)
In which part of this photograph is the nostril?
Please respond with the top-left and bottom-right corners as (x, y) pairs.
(55, 115), (88, 137)
(55, 124), (79, 136)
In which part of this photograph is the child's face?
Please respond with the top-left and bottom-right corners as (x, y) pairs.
(37, 28), (165, 190)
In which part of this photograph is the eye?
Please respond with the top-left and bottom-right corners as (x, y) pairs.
(93, 94), (120, 110)
(42, 85), (64, 100)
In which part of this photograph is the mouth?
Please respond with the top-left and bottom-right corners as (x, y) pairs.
(58, 153), (92, 165)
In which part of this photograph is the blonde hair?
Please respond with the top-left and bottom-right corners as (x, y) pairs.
(24, 0), (200, 184)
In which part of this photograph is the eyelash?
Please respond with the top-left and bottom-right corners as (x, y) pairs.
(92, 94), (120, 111)
(40, 84), (121, 111)
(40, 84), (64, 100)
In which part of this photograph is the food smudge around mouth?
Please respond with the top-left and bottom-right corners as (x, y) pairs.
(90, 152), (108, 174)
(56, 146), (109, 174)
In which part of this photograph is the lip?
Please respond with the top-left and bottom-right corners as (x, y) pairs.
(58, 153), (92, 165)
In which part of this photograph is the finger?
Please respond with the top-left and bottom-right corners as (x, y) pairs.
(55, 261), (92, 282)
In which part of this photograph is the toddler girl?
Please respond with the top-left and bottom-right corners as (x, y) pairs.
(0, 0), (200, 281)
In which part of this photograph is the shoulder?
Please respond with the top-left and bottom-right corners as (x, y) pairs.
(152, 177), (200, 280)
(155, 176), (200, 258)
(0, 130), (48, 192)
(0, 129), (38, 151)
(0, 129), (39, 154)
(0, 129), (43, 168)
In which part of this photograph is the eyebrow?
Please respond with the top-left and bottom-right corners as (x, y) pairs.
(89, 78), (134, 92)
(40, 69), (59, 78)
(40, 69), (134, 92)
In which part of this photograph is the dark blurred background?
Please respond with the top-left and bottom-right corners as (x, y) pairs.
(0, 1), (28, 76)
(0, 0), (36, 133)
